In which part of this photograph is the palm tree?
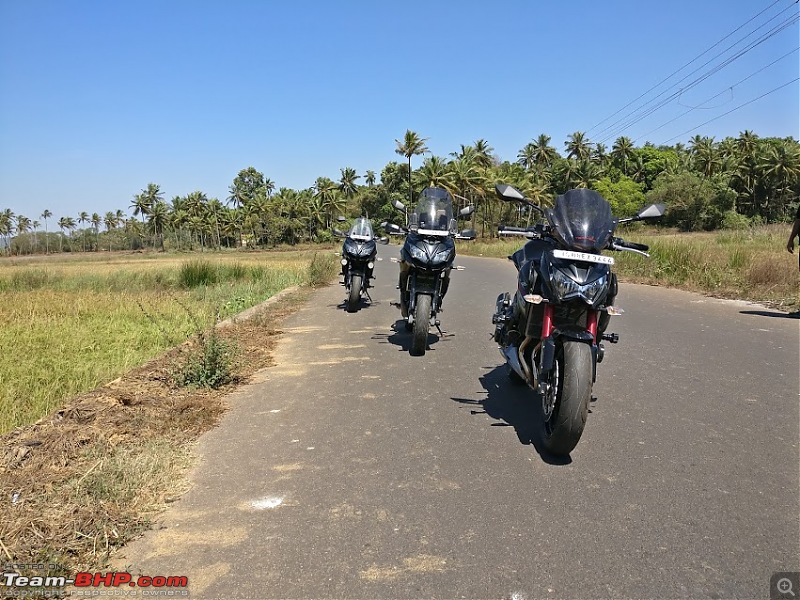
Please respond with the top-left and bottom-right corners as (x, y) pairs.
(264, 177), (275, 198)
(148, 201), (170, 250)
(131, 192), (151, 225)
(693, 137), (721, 178)
(365, 170), (376, 187)
(103, 212), (118, 251)
(760, 144), (800, 220)
(593, 142), (609, 168)
(78, 211), (89, 252)
(573, 159), (601, 189)
(565, 131), (592, 161)
(472, 139), (495, 169)
(395, 129), (429, 204)
(91, 213), (101, 251)
(517, 143), (537, 171)
(41, 209), (52, 254)
(15, 215), (31, 254)
(414, 156), (449, 190)
(339, 167), (361, 200)
(0, 210), (14, 255)
(531, 134), (559, 167)
(57, 216), (75, 252)
(611, 136), (635, 175)
(31, 220), (40, 253)
(314, 176), (340, 229)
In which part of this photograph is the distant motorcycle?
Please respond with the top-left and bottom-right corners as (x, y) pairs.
(333, 216), (388, 312)
(491, 183), (665, 455)
(384, 187), (475, 356)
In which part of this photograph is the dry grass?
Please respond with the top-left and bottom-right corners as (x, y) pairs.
(0, 249), (337, 579)
(0, 287), (315, 577)
(0, 250), (337, 434)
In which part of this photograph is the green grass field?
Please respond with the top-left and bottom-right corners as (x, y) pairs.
(0, 249), (336, 433)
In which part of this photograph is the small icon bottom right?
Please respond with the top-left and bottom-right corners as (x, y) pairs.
(771, 572), (800, 600)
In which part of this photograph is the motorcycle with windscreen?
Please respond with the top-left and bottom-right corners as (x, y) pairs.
(333, 216), (388, 312)
(384, 187), (475, 356)
(491, 183), (664, 455)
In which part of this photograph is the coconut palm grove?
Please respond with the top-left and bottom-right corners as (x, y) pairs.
(3, 129), (799, 255)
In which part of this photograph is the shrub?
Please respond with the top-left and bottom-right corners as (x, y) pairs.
(176, 330), (238, 389)
(179, 260), (217, 288)
(721, 210), (751, 230)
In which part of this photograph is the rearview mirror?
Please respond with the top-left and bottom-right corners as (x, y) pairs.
(637, 203), (666, 220)
(456, 229), (476, 240)
(336, 215), (347, 223)
(377, 236), (390, 245)
(459, 206), (475, 217)
(391, 199), (406, 211)
(332, 228), (346, 237)
(384, 222), (404, 235)
(495, 183), (526, 202)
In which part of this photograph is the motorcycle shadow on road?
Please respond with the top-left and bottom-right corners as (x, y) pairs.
(739, 309), (800, 319)
(331, 297), (382, 312)
(451, 366), (572, 466)
(371, 319), (448, 354)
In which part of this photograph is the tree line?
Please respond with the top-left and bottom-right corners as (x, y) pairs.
(3, 129), (798, 255)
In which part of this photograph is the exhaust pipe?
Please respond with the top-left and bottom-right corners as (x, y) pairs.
(500, 346), (528, 383)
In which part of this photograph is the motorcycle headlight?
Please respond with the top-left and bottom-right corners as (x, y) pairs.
(582, 275), (608, 303)
(550, 269), (580, 300)
(550, 269), (607, 304)
(408, 245), (427, 262)
(341, 258), (348, 266)
(432, 247), (454, 265)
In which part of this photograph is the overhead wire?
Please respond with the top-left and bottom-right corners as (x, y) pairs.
(633, 46), (799, 143)
(594, 5), (799, 143)
(661, 77), (799, 144)
(585, 0), (789, 137)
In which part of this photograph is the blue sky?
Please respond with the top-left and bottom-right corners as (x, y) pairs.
(1, 0), (798, 222)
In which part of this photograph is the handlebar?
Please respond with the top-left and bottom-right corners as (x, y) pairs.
(611, 237), (649, 252)
(498, 224), (546, 238)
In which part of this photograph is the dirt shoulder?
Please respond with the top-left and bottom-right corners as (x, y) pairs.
(0, 285), (314, 576)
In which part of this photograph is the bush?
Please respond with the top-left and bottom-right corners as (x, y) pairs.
(307, 252), (337, 287)
(721, 210), (751, 230)
(647, 172), (735, 231)
(179, 260), (217, 288)
(176, 330), (238, 389)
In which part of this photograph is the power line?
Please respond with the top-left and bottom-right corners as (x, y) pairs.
(660, 77), (799, 144)
(585, 0), (790, 136)
(633, 46), (799, 143)
(595, 6), (799, 143)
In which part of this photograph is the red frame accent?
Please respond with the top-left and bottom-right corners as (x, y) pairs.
(587, 309), (598, 342)
(542, 304), (554, 338)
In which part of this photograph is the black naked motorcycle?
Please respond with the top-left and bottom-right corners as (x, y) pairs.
(384, 187), (475, 356)
(333, 216), (388, 312)
(491, 183), (665, 455)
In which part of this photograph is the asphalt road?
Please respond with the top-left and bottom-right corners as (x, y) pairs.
(118, 242), (800, 600)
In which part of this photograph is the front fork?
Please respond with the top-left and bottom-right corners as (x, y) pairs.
(537, 305), (600, 388)
(404, 271), (444, 315)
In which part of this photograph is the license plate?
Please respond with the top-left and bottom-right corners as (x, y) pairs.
(552, 249), (614, 265)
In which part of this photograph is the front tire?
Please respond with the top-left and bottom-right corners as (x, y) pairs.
(410, 294), (431, 356)
(540, 340), (592, 456)
(346, 274), (362, 313)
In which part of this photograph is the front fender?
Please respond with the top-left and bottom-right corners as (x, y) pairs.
(541, 327), (597, 382)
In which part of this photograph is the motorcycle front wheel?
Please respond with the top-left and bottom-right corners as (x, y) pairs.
(540, 340), (591, 456)
(410, 293), (431, 356)
(346, 273), (362, 313)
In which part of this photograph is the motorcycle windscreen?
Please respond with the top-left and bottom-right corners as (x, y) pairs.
(348, 217), (374, 241)
(546, 189), (615, 252)
(410, 187), (454, 236)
